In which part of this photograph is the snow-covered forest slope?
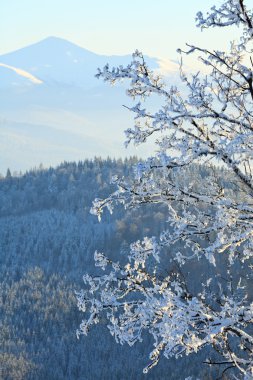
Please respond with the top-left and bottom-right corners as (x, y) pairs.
(0, 159), (239, 380)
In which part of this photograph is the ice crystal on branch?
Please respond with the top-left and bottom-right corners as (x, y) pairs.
(78, 1), (253, 378)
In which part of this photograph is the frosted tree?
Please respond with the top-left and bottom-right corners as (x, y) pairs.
(77, 1), (253, 378)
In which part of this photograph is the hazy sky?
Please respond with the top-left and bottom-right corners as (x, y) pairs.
(1, 0), (237, 60)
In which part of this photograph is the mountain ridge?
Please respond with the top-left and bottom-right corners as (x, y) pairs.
(0, 36), (159, 87)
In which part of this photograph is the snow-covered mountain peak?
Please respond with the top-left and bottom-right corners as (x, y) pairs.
(0, 37), (160, 87)
(0, 37), (180, 173)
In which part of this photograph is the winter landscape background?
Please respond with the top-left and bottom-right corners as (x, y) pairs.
(1, 1), (253, 379)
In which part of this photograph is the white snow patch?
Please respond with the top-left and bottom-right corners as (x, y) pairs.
(0, 63), (43, 84)
(156, 58), (179, 76)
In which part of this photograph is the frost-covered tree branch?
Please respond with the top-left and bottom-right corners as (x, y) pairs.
(77, 1), (253, 378)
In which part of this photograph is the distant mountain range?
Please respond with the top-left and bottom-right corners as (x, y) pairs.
(0, 36), (149, 88)
(0, 37), (179, 174)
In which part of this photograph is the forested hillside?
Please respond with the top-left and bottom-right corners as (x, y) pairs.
(0, 159), (237, 379)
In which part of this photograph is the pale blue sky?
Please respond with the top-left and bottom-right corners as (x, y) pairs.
(1, 0), (236, 60)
